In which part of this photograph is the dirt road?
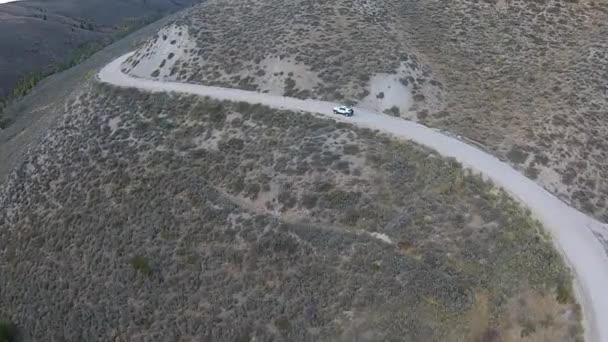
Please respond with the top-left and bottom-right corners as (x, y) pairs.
(100, 52), (608, 342)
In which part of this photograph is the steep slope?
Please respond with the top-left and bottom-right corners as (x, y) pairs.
(402, 0), (608, 223)
(122, 0), (445, 117)
(0, 82), (581, 341)
(0, 0), (199, 100)
(123, 0), (608, 224)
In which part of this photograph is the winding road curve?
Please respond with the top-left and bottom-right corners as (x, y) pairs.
(100, 52), (608, 342)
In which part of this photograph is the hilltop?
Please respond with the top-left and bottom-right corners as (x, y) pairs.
(0, 82), (581, 340)
(0, 0), (604, 340)
(123, 0), (608, 224)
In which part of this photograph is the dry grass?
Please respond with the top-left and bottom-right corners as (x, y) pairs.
(123, 0), (444, 115)
(122, 0), (608, 225)
(400, 0), (608, 223)
(465, 289), (583, 342)
(0, 83), (582, 340)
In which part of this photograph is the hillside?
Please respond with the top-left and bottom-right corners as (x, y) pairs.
(2, 0), (606, 340)
(0, 80), (582, 340)
(123, 0), (608, 224)
(0, 0), (198, 101)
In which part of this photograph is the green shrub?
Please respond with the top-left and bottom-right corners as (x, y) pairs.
(283, 78), (297, 96)
(525, 165), (539, 179)
(520, 321), (536, 337)
(229, 177), (246, 194)
(300, 193), (318, 209)
(417, 110), (429, 120)
(343, 99), (357, 106)
(235, 101), (251, 113)
(343, 144), (360, 155)
(0, 117), (12, 129)
(130, 255), (152, 276)
(506, 146), (529, 164)
(357, 89), (370, 99)
(384, 106), (400, 117)
(208, 103), (226, 124)
(278, 191), (297, 209)
(0, 321), (18, 342)
(534, 154), (549, 166)
(244, 183), (260, 199)
(323, 190), (361, 209)
(335, 160), (350, 174)
(219, 138), (244, 151)
(556, 280), (573, 304)
(340, 208), (360, 226)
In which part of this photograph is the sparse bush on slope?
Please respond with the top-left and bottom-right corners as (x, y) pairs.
(400, 0), (608, 222)
(130, 255), (153, 276)
(0, 83), (582, 341)
(0, 322), (18, 342)
(123, 0), (608, 223)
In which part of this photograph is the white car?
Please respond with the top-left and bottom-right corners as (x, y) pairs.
(333, 105), (354, 117)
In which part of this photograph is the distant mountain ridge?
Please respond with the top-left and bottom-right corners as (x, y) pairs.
(0, 0), (198, 100)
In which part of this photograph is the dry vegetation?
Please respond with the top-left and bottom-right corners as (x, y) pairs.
(121, 0), (444, 116)
(403, 0), (608, 224)
(123, 0), (608, 224)
(0, 83), (582, 341)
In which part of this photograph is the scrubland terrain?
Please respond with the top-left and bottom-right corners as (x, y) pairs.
(123, 0), (608, 224)
(0, 83), (581, 341)
(405, 0), (608, 224)
(1, 0), (605, 340)
(0, 0), (198, 106)
(122, 1), (445, 118)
